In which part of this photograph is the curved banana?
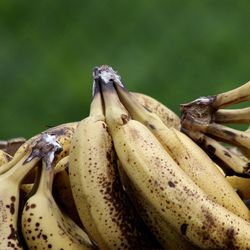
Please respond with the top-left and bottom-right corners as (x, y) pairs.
(0, 133), (61, 249)
(53, 156), (84, 229)
(226, 176), (250, 200)
(117, 160), (198, 250)
(99, 65), (250, 249)
(0, 137), (26, 156)
(239, 126), (250, 160)
(114, 77), (250, 220)
(215, 107), (250, 124)
(69, 80), (160, 249)
(132, 92), (180, 129)
(15, 122), (78, 162)
(0, 144), (29, 175)
(0, 149), (12, 167)
(211, 80), (250, 109)
(21, 150), (94, 250)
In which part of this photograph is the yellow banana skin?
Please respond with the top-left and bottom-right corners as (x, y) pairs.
(53, 157), (84, 229)
(132, 92), (180, 129)
(22, 156), (94, 250)
(117, 160), (198, 250)
(98, 68), (250, 249)
(115, 82), (250, 221)
(226, 175), (250, 200)
(0, 134), (60, 249)
(15, 122), (78, 162)
(0, 149), (12, 167)
(69, 82), (160, 249)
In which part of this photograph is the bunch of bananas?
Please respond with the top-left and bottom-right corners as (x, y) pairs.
(0, 65), (250, 249)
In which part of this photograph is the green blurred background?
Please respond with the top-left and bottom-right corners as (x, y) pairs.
(1, 0), (250, 139)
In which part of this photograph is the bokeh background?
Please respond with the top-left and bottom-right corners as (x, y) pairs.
(1, 0), (250, 139)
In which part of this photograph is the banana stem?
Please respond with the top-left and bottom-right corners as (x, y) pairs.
(215, 107), (250, 124)
(203, 123), (250, 150)
(94, 66), (130, 130)
(212, 81), (250, 109)
(36, 161), (54, 194)
(186, 130), (250, 176)
(90, 78), (105, 118)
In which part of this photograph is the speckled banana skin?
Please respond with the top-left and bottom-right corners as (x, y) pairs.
(100, 77), (250, 249)
(22, 158), (94, 250)
(132, 92), (180, 129)
(69, 82), (161, 249)
(15, 122), (78, 162)
(0, 134), (60, 250)
(0, 149), (12, 167)
(115, 83), (250, 221)
(117, 160), (199, 250)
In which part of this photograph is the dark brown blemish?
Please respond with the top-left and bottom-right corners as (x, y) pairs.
(222, 129), (236, 139)
(168, 181), (175, 188)
(225, 228), (235, 249)
(180, 223), (188, 235)
(121, 114), (129, 124)
(106, 151), (112, 161)
(224, 151), (231, 157)
(148, 123), (156, 130)
(10, 196), (16, 202)
(207, 145), (216, 154)
(7, 224), (18, 241)
(30, 204), (36, 209)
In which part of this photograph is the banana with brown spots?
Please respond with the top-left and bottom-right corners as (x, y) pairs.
(114, 70), (250, 222)
(132, 92), (180, 129)
(0, 149), (12, 167)
(21, 145), (93, 250)
(99, 65), (250, 249)
(69, 79), (161, 249)
(0, 133), (61, 250)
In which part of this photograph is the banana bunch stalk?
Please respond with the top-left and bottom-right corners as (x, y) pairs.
(181, 80), (250, 177)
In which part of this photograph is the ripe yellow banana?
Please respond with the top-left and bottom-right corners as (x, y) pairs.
(0, 144), (29, 175)
(15, 121), (78, 162)
(226, 175), (250, 201)
(69, 80), (160, 249)
(114, 76), (250, 220)
(0, 133), (61, 249)
(211, 80), (250, 109)
(117, 160), (198, 250)
(21, 150), (94, 250)
(215, 107), (250, 124)
(99, 65), (250, 249)
(132, 92), (180, 129)
(53, 156), (84, 229)
(0, 137), (26, 156)
(0, 149), (12, 167)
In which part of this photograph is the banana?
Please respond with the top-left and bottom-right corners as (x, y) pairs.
(0, 144), (29, 175)
(21, 153), (94, 250)
(0, 137), (26, 156)
(132, 92), (180, 129)
(0, 149), (12, 167)
(69, 79), (160, 249)
(239, 126), (250, 160)
(15, 122), (78, 162)
(211, 80), (250, 109)
(117, 159), (198, 250)
(113, 74), (250, 220)
(0, 133), (61, 249)
(215, 107), (250, 124)
(98, 65), (250, 249)
(53, 156), (84, 229)
(226, 176), (250, 200)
